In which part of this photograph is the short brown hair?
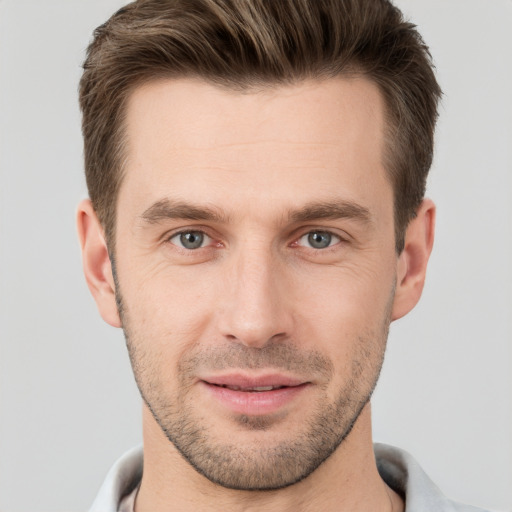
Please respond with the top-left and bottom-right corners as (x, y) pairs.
(79, 0), (441, 252)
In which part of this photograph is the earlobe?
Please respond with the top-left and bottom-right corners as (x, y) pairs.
(76, 199), (122, 328)
(391, 199), (436, 321)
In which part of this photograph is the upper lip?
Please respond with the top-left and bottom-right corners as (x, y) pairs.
(201, 373), (307, 389)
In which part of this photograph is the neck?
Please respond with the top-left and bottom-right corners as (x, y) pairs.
(135, 403), (403, 512)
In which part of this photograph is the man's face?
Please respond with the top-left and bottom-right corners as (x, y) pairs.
(114, 77), (398, 490)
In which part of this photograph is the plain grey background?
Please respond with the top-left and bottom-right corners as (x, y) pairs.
(0, 1), (511, 511)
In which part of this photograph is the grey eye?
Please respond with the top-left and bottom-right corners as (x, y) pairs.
(299, 231), (338, 249)
(171, 231), (209, 249)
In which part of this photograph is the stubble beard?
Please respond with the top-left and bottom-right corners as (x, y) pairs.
(114, 272), (393, 491)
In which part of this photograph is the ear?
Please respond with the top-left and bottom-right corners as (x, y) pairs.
(76, 199), (121, 328)
(392, 199), (436, 321)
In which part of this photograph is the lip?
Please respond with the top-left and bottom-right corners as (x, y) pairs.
(203, 373), (306, 389)
(199, 373), (310, 416)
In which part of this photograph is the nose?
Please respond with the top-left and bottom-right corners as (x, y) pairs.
(217, 246), (292, 348)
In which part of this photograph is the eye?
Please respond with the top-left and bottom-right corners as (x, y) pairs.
(298, 230), (340, 249)
(169, 230), (211, 250)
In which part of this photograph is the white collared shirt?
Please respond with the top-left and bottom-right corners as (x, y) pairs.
(89, 443), (490, 512)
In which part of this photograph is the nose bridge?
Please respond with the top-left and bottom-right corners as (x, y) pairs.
(220, 240), (289, 347)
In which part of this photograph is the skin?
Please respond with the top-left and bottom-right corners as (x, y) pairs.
(78, 76), (435, 511)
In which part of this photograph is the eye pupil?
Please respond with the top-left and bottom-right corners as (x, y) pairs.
(180, 231), (204, 249)
(308, 231), (331, 249)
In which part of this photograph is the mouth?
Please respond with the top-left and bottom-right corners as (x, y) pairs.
(212, 384), (289, 392)
(199, 374), (310, 416)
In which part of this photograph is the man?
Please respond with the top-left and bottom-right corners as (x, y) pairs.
(76, 1), (487, 511)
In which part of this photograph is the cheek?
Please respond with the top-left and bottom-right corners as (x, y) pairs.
(292, 262), (394, 369)
(119, 261), (219, 357)
(296, 257), (395, 326)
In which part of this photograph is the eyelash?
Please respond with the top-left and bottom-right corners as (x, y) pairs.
(295, 230), (342, 250)
(165, 228), (345, 252)
(166, 229), (216, 250)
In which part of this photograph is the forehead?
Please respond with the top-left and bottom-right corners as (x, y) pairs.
(120, 76), (390, 218)
(124, 76), (384, 156)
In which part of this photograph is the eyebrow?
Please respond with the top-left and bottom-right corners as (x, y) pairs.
(288, 200), (372, 225)
(139, 198), (372, 226)
(140, 199), (228, 224)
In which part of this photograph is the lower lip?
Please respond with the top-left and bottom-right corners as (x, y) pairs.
(200, 381), (310, 416)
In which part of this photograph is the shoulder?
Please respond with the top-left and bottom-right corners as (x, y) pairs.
(374, 443), (491, 512)
(89, 445), (143, 512)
